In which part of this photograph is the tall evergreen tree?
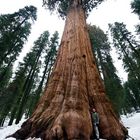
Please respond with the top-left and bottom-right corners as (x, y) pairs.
(109, 22), (140, 78)
(124, 72), (140, 108)
(9, 0), (127, 139)
(0, 30), (58, 126)
(88, 25), (125, 115)
(7, 62), (29, 126)
(0, 63), (27, 126)
(15, 31), (50, 124)
(0, 6), (37, 92)
(0, 6), (37, 65)
(27, 31), (59, 117)
(109, 22), (140, 108)
(122, 82), (139, 114)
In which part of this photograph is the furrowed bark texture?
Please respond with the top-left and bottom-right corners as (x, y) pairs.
(10, 4), (127, 140)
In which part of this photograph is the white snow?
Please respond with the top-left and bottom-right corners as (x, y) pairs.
(0, 118), (26, 140)
(121, 112), (140, 140)
(0, 113), (140, 140)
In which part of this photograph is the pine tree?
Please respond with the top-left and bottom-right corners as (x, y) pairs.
(0, 6), (37, 65)
(15, 31), (50, 124)
(1, 31), (49, 125)
(28, 31), (59, 116)
(125, 72), (140, 108)
(109, 22), (140, 77)
(9, 1), (127, 139)
(109, 22), (140, 109)
(0, 63), (27, 126)
(0, 6), (37, 93)
(0, 64), (13, 94)
(0, 31), (59, 126)
(122, 82), (137, 114)
(7, 63), (29, 126)
(88, 25), (125, 115)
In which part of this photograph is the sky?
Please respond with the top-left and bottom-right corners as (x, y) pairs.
(0, 0), (139, 81)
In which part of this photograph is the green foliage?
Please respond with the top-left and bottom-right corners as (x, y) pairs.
(131, 0), (140, 34)
(88, 25), (125, 115)
(123, 82), (138, 114)
(0, 5), (37, 66)
(109, 22), (140, 75)
(43, 0), (104, 18)
(0, 30), (59, 125)
(125, 72), (140, 108)
(15, 31), (50, 124)
(0, 64), (26, 126)
(109, 22), (140, 113)
(27, 31), (59, 116)
(131, 0), (140, 18)
(0, 65), (13, 91)
(0, 6), (37, 93)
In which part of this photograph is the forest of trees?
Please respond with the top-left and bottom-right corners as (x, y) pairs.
(0, 0), (140, 139)
(0, 6), (59, 127)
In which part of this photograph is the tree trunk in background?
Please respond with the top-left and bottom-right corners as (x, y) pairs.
(10, 3), (127, 140)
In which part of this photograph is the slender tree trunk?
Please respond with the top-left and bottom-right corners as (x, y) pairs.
(8, 106), (17, 126)
(0, 38), (20, 66)
(15, 46), (43, 124)
(0, 57), (14, 81)
(119, 42), (140, 80)
(10, 3), (127, 140)
(120, 31), (140, 58)
(32, 56), (50, 110)
(15, 77), (34, 124)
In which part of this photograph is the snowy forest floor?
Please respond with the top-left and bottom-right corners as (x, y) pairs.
(0, 112), (140, 140)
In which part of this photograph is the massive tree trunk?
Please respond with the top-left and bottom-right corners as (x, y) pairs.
(9, 2), (127, 140)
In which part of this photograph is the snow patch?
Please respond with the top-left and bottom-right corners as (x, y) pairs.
(0, 113), (140, 140)
(121, 112), (140, 140)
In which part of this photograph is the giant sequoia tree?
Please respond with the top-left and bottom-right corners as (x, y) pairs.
(10, 0), (127, 139)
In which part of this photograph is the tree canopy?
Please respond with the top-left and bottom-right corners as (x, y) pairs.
(131, 0), (140, 33)
(0, 6), (37, 94)
(43, 0), (104, 17)
(131, 0), (140, 18)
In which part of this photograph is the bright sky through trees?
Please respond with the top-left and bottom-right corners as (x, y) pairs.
(0, 0), (139, 81)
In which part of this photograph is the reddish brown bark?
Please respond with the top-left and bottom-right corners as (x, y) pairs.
(9, 2), (127, 140)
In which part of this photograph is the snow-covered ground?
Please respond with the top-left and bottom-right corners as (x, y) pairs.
(0, 112), (140, 140)
(121, 112), (140, 140)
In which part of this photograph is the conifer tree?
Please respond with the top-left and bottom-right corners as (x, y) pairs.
(9, 0), (127, 139)
(0, 63), (27, 126)
(0, 6), (37, 65)
(109, 22), (140, 78)
(15, 31), (50, 124)
(7, 63), (29, 126)
(88, 25), (125, 115)
(122, 82), (138, 114)
(109, 22), (140, 109)
(131, 0), (140, 33)
(0, 31), (58, 126)
(0, 6), (37, 92)
(27, 31), (59, 117)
